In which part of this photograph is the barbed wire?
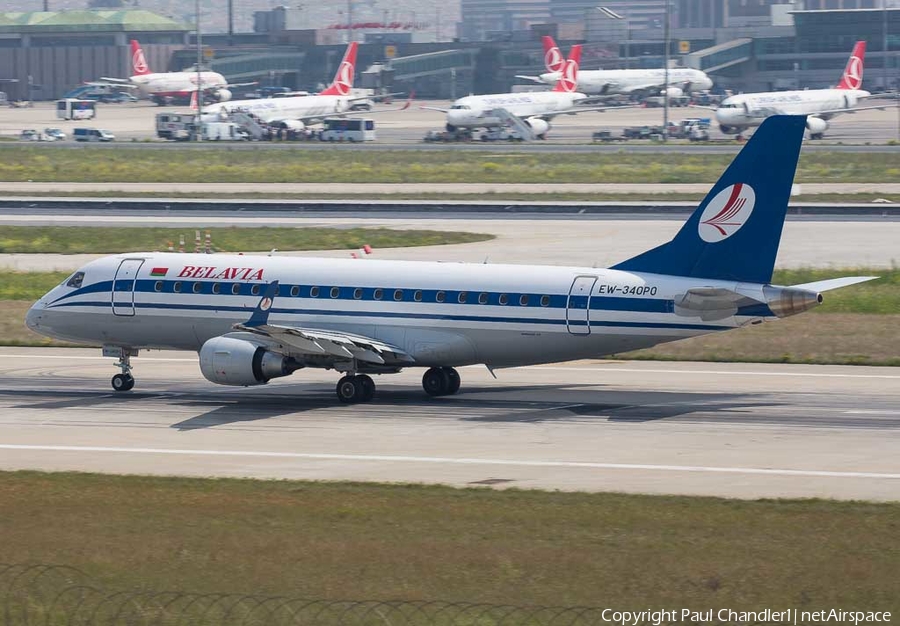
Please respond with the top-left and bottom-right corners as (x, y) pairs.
(2, 563), (612, 626)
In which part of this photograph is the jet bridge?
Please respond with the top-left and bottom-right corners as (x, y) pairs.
(684, 39), (753, 74)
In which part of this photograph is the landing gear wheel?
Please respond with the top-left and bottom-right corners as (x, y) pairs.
(442, 367), (461, 395)
(336, 375), (363, 404)
(111, 373), (134, 392)
(422, 367), (450, 397)
(357, 374), (376, 402)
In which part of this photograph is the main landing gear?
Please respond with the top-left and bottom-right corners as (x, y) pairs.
(107, 347), (136, 392)
(336, 374), (376, 404)
(422, 367), (460, 397)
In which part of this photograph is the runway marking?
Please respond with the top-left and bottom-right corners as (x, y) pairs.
(0, 355), (195, 362)
(537, 366), (900, 380)
(1, 444), (898, 480)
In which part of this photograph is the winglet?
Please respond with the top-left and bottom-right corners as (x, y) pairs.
(244, 281), (279, 328)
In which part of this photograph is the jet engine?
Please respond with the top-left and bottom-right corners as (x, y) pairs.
(214, 88), (232, 102)
(524, 117), (550, 138)
(199, 336), (299, 386)
(805, 117), (828, 138)
(277, 120), (306, 131)
(763, 286), (823, 318)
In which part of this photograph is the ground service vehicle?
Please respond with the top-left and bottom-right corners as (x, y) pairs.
(73, 128), (114, 142)
(319, 118), (375, 142)
(56, 99), (96, 120)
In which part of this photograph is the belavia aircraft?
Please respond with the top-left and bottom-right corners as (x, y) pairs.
(27, 115), (874, 403)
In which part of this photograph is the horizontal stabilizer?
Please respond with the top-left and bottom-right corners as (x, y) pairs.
(790, 276), (878, 292)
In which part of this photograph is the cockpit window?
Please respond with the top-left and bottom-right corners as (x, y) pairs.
(65, 272), (85, 288)
(450, 104), (470, 110)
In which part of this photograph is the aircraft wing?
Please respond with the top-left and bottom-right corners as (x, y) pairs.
(515, 74), (548, 84)
(420, 105), (449, 113)
(813, 103), (896, 116)
(552, 103), (635, 116)
(231, 281), (415, 368)
(91, 79), (137, 89)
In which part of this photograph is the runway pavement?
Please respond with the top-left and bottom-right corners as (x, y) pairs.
(0, 348), (897, 501)
(1, 215), (898, 271)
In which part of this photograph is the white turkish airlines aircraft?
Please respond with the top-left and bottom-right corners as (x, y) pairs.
(201, 43), (401, 132)
(716, 41), (884, 138)
(426, 45), (619, 137)
(27, 115), (874, 404)
(518, 36), (713, 98)
(96, 40), (242, 105)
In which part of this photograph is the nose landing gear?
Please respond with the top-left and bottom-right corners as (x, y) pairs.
(105, 346), (137, 392)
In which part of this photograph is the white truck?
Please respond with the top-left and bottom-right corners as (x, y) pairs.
(202, 122), (248, 141)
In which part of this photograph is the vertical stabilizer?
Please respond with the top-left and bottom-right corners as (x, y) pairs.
(319, 42), (358, 96)
(836, 41), (865, 90)
(612, 115), (806, 284)
(130, 39), (151, 76)
(552, 45), (581, 93)
(542, 36), (565, 73)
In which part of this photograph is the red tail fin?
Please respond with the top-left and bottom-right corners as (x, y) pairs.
(130, 39), (151, 76)
(836, 40), (865, 90)
(189, 90), (199, 111)
(319, 42), (357, 96)
(552, 44), (581, 93)
(542, 36), (564, 73)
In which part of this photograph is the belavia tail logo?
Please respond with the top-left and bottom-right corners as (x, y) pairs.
(132, 48), (148, 74)
(698, 183), (756, 243)
(259, 297), (273, 311)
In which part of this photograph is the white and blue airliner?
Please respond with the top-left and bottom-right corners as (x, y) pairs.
(26, 116), (875, 403)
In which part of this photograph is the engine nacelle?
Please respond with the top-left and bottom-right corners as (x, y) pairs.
(663, 86), (684, 98)
(215, 88), (232, 102)
(805, 117), (828, 136)
(199, 336), (296, 386)
(277, 119), (306, 131)
(763, 286), (823, 318)
(524, 117), (550, 137)
(719, 124), (737, 135)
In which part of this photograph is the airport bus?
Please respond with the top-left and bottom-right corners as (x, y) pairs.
(56, 98), (96, 121)
(318, 118), (375, 142)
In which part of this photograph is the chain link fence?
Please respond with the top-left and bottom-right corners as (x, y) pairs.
(2, 563), (609, 626)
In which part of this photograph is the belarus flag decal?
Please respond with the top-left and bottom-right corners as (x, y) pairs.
(150, 267), (168, 277)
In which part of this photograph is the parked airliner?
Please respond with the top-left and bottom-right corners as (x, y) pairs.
(201, 43), (401, 132)
(26, 116), (874, 403)
(426, 45), (621, 137)
(517, 36), (713, 98)
(715, 41), (885, 138)
(95, 40), (246, 105)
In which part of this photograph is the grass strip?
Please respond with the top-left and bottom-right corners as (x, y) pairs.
(1, 190), (898, 203)
(2, 146), (899, 183)
(0, 471), (898, 608)
(0, 226), (491, 255)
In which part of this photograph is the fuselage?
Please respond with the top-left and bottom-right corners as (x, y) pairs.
(202, 94), (350, 124)
(716, 88), (870, 130)
(536, 68), (712, 95)
(27, 253), (775, 369)
(131, 71), (226, 98)
(446, 92), (586, 128)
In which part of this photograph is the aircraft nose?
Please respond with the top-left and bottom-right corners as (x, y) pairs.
(25, 303), (42, 331)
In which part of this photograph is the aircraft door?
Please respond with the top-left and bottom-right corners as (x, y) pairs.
(112, 259), (144, 316)
(566, 276), (596, 335)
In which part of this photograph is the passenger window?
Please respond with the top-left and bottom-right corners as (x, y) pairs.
(251, 285), (261, 296)
(353, 288), (363, 300)
(154, 281), (163, 292)
(541, 295), (551, 307)
(65, 272), (85, 288)
(458, 292), (467, 304)
(394, 289), (403, 301)
(173, 282), (182, 293)
(232, 284), (241, 295)
(414, 290), (423, 302)
(436, 291), (445, 303)
(193, 282), (203, 293)
(310, 286), (320, 297)
(519, 294), (529, 306)
(478, 293), (488, 305)
(290, 286), (300, 297)
(499, 294), (509, 305)
(374, 288), (383, 300)
(212, 283), (221, 294)
(330, 287), (340, 298)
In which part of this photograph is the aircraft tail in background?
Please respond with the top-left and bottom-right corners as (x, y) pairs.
(130, 39), (151, 76)
(836, 41), (865, 90)
(319, 42), (358, 96)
